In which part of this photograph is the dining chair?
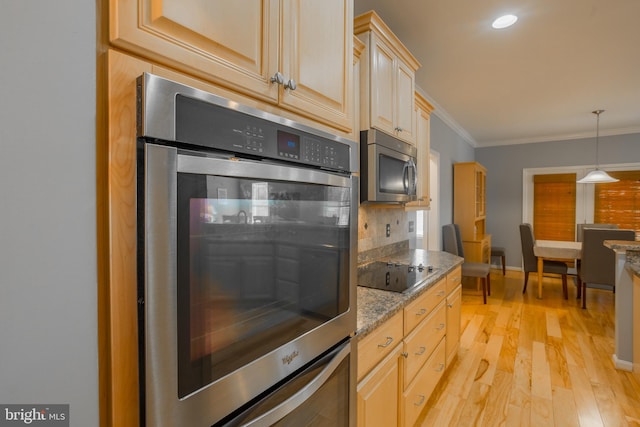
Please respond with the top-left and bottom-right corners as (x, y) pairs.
(576, 223), (618, 242)
(491, 246), (506, 275)
(442, 224), (491, 304)
(577, 228), (635, 309)
(519, 223), (569, 298)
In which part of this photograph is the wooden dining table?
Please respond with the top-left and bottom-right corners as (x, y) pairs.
(533, 240), (582, 299)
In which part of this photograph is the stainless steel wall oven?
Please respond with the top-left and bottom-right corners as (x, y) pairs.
(136, 74), (358, 426)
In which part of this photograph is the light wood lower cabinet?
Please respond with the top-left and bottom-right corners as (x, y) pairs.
(356, 267), (462, 426)
(357, 345), (402, 427)
(445, 285), (462, 367)
(463, 234), (491, 264)
(402, 339), (446, 426)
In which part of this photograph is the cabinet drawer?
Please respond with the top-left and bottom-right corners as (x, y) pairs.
(357, 311), (403, 381)
(402, 301), (446, 387)
(446, 266), (462, 294)
(401, 338), (446, 427)
(404, 278), (446, 334)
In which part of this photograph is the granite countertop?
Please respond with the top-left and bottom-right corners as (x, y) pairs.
(356, 249), (463, 340)
(603, 240), (640, 277)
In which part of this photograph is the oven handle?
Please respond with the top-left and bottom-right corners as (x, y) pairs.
(243, 341), (351, 426)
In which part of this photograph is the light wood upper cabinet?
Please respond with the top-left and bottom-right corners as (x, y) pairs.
(355, 11), (420, 145)
(110, 0), (354, 133)
(406, 92), (434, 210)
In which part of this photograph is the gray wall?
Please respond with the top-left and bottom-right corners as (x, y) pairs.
(430, 114), (475, 232)
(476, 133), (640, 269)
(0, 1), (98, 425)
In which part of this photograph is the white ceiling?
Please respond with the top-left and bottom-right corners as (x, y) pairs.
(354, 0), (640, 147)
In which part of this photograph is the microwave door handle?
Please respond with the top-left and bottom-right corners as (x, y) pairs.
(402, 162), (410, 194)
(409, 159), (417, 194)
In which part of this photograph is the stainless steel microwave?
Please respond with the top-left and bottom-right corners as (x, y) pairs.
(360, 129), (417, 203)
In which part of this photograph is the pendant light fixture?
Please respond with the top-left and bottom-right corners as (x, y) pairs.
(577, 110), (619, 184)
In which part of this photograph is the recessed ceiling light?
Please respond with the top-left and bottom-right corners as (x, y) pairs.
(492, 14), (518, 29)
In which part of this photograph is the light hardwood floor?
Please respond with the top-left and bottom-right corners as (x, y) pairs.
(419, 269), (640, 427)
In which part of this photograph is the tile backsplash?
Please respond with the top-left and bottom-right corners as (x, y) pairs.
(357, 204), (409, 263)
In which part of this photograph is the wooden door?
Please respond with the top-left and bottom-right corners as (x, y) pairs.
(280, 0), (353, 132)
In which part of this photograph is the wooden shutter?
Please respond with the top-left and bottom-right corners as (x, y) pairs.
(533, 173), (576, 241)
(594, 170), (640, 240)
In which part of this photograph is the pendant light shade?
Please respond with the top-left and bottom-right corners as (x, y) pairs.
(577, 110), (619, 184)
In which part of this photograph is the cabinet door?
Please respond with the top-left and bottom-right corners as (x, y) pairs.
(446, 285), (462, 366)
(369, 33), (396, 136)
(395, 60), (416, 144)
(405, 97), (432, 209)
(357, 346), (400, 427)
(110, 0), (280, 102)
(280, 0), (353, 132)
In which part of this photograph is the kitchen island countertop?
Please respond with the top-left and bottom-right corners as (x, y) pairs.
(356, 249), (463, 340)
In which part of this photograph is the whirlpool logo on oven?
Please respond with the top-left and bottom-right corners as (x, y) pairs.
(0, 405), (68, 426)
(281, 350), (299, 366)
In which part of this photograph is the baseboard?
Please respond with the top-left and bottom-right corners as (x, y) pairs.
(612, 354), (633, 371)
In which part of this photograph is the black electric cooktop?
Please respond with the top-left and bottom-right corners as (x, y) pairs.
(357, 261), (435, 293)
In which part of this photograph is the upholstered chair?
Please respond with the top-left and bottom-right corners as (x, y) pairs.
(519, 223), (569, 298)
(578, 228), (635, 309)
(443, 224), (491, 304)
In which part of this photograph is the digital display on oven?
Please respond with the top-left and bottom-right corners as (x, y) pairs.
(277, 130), (300, 159)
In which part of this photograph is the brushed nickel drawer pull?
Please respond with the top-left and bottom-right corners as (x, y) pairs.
(416, 308), (427, 316)
(437, 290), (445, 297)
(414, 394), (426, 406)
(435, 363), (445, 372)
(378, 337), (394, 348)
(415, 346), (426, 356)
(435, 323), (445, 331)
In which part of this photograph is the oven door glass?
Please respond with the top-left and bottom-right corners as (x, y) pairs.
(176, 159), (352, 398)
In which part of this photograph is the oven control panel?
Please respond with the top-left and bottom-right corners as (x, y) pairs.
(174, 94), (352, 172)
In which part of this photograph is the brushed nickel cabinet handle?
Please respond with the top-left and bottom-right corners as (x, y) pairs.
(284, 79), (297, 90)
(414, 394), (426, 406)
(415, 346), (426, 356)
(416, 308), (427, 316)
(377, 337), (394, 348)
(435, 363), (445, 372)
(435, 323), (445, 331)
(402, 352), (409, 358)
(270, 72), (284, 85)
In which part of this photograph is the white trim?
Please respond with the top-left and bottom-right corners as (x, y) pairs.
(415, 86), (477, 148)
(426, 149), (440, 250)
(613, 354), (634, 372)
(478, 127), (640, 148)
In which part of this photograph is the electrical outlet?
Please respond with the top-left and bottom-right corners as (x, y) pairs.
(386, 223), (391, 237)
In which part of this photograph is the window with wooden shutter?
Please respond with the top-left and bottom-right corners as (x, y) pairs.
(533, 173), (576, 241)
(594, 170), (640, 240)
